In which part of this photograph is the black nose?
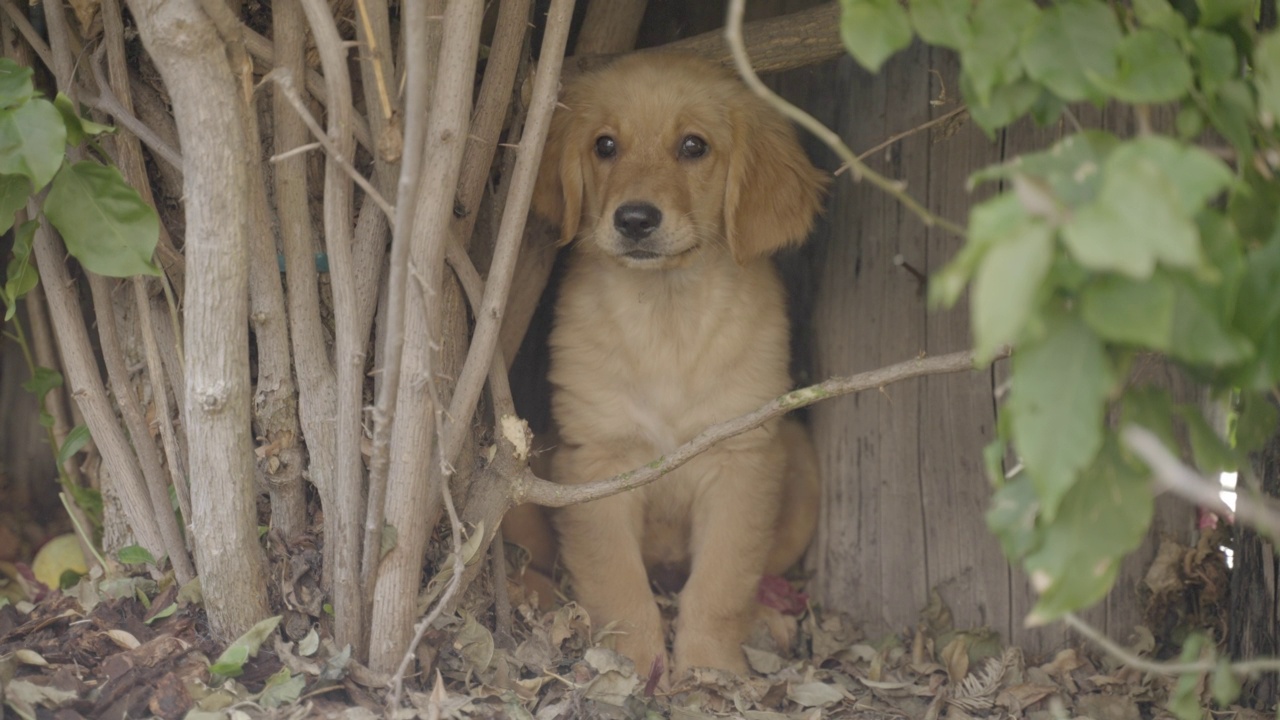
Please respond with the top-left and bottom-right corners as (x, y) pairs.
(613, 202), (662, 241)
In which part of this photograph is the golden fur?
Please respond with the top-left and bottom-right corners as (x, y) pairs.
(528, 53), (826, 676)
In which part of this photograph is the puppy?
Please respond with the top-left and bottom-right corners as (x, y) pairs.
(530, 53), (826, 676)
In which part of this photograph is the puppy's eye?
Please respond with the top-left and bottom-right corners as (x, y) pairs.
(595, 136), (617, 159)
(679, 135), (708, 159)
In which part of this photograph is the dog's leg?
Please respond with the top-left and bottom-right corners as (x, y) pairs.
(674, 437), (786, 674)
(554, 445), (667, 676)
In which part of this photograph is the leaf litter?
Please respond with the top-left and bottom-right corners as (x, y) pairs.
(0, 532), (1266, 718)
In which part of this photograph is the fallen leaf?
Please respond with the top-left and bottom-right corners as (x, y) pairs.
(786, 681), (845, 708)
(744, 645), (785, 675)
(106, 628), (141, 649)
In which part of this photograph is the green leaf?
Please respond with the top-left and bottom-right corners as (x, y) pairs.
(983, 438), (1006, 486)
(931, 194), (1024, 308)
(1236, 393), (1278, 454)
(1009, 313), (1113, 520)
(1168, 634), (1207, 720)
(1024, 440), (1152, 622)
(21, 366), (63, 400)
(1256, 33), (1280, 125)
(380, 521), (397, 559)
(53, 93), (114, 147)
(1121, 388), (1179, 453)
(210, 615), (282, 679)
(67, 484), (103, 520)
(1179, 406), (1236, 474)
(0, 173), (30, 234)
(1062, 153), (1201, 278)
(1081, 274), (1175, 349)
(4, 220), (38, 320)
(1090, 29), (1193, 104)
(970, 131), (1118, 208)
(1168, 277), (1253, 367)
(117, 544), (156, 566)
(1190, 29), (1237, 97)
(43, 161), (160, 277)
(145, 602), (177, 624)
(1020, 2), (1121, 102)
(972, 220), (1053, 363)
(0, 59), (35, 109)
(259, 668), (305, 709)
(1206, 79), (1255, 163)
(986, 475), (1040, 559)
(1195, 0), (1252, 27)
(962, 74), (1040, 135)
(1113, 137), (1232, 210)
(56, 425), (91, 467)
(840, 0), (913, 73)
(0, 99), (66, 191)
(961, 0), (1038, 105)
(910, 0), (970, 49)
(1134, 0), (1189, 36)
(1210, 660), (1241, 707)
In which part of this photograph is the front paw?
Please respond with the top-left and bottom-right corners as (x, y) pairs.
(611, 625), (669, 687)
(673, 631), (749, 676)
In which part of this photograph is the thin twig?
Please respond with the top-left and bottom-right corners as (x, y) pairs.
(0, 0), (53, 71)
(85, 50), (184, 172)
(490, 527), (514, 647)
(1063, 612), (1280, 676)
(387, 450), (467, 709)
(265, 69), (395, 221)
(518, 348), (1008, 507)
(353, 0), (394, 125)
(835, 105), (969, 176)
(723, 0), (966, 238)
(1123, 425), (1280, 540)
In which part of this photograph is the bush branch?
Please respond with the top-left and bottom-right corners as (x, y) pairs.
(1064, 612), (1280, 677)
(1122, 425), (1280, 540)
(517, 348), (1005, 507)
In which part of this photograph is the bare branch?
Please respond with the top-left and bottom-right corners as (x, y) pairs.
(265, 69), (395, 220)
(240, 24), (374, 150)
(88, 275), (196, 582)
(724, 0), (966, 238)
(361, 0), (432, 614)
(0, 0), (53, 72)
(518, 348), (1008, 507)
(387, 470), (465, 710)
(453, 0), (533, 233)
(1123, 425), (1280, 540)
(440, 0), (573, 470)
(837, 105), (970, 176)
(369, 0), (484, 676)
(298, 0), (367, 654)
(1064, 612), (1280, 676)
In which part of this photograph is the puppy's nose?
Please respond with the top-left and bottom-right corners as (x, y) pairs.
(614, 202), (662, 241)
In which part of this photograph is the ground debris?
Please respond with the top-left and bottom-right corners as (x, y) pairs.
(0, 555), (1263, 719)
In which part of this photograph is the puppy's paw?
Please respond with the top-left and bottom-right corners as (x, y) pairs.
(673, 633), (749, 676)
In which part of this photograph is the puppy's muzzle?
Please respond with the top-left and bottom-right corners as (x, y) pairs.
(614, 202), (662, 242)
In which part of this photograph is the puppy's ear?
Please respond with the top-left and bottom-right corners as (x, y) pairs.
(531, 110), (584, 246)
(723, 104), (828, 263)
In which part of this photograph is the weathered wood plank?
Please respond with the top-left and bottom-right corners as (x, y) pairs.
(810, 44), (932, 637)
(918, 47), (1012, 645)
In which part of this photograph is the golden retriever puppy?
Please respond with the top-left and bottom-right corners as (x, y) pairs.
(530, 53), (826, 677)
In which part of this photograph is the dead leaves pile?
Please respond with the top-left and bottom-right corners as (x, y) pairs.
(0, 532), (1271, 719)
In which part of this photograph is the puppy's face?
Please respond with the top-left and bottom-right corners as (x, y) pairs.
(533, 54), (827, 268)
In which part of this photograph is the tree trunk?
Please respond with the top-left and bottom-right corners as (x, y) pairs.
(128, 0), (269, 639)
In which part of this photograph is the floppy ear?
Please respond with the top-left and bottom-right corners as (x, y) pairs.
(723, 105), (828, 263)
(531, 111), (584, 246)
